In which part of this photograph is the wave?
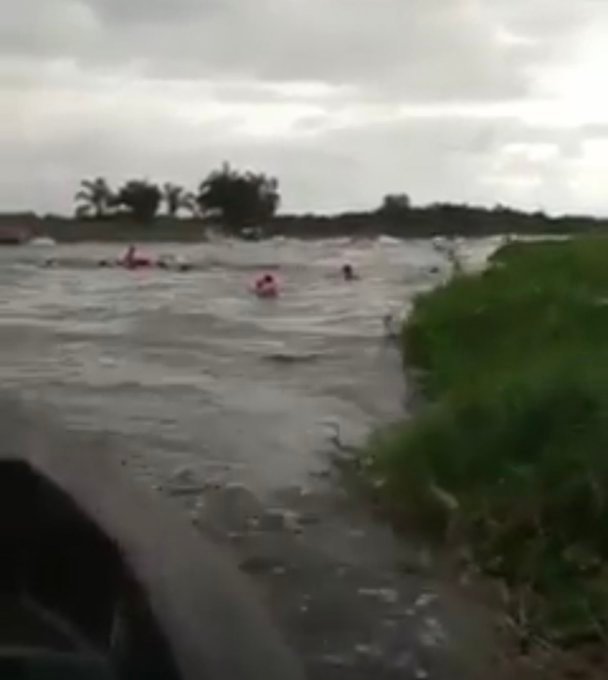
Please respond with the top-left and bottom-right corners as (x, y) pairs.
(262, 352), (322, 365)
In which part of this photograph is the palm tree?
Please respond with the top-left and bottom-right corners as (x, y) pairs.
(162, 183), (197, 217)
(196, 163), (280, 228)
(74, 178), (115, 219)
(380, 193), (410, 213)
(116, 180), (162, 222)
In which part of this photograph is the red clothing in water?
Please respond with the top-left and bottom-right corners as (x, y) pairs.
(253, 274), (279, 297)
(122, 246), (152, 268)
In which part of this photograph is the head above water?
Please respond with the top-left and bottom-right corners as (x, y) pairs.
(342, 264), (354, 279)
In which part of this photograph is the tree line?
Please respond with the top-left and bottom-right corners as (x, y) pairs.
(75, 163), (280, 227)
(73, 165), (608, 240)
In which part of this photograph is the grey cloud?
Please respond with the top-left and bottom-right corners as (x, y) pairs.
(0, 0), (98, 59)
(81, 0), (214, 24)
(0, 103), (597, 216)
(488, 0), (604, 40)
(0, 0), (542, 101)
(581, 123), (608, 139)
(0, 0), (602, 103)
(106, 0), (532, 101)
(298, 116), (587, 213)
(1, 0), (607, 216)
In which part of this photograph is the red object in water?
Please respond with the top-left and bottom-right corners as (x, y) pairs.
(256, 283), (278, 298)
(121, 245), (154, 269)
(252, 274), (279, 298)
(126, 257), (153, 269)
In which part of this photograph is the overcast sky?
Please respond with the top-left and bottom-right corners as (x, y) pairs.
(3, 0), (608, 216)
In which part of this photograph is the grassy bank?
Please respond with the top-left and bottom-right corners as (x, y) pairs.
(367, 236), (608, 648)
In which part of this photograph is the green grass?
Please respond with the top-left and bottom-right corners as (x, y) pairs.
(368, 236), (608, 644)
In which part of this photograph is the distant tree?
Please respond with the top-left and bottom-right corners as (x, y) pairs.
(74, 177), (115, 219)
(162, 182), (197, 218)
(196, 162), (280, 227)
(116, 180), (162, 222)
(379, 193), (411, 215)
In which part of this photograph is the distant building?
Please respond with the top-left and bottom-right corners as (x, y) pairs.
(0, 226), (31, 244)
(0, 213), (37, 244)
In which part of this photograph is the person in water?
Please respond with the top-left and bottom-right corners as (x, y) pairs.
(122, 244), (137, 269)
(383, 313), (399, 339)
(254, 273), (279, 297)
(342, 263), (358, 281)
(175, 254), (192, 272)
(121, 245), (153, 269)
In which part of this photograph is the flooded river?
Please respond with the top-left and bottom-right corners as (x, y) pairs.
(0, 235), (510, 680)
(0, 236), (499, 495)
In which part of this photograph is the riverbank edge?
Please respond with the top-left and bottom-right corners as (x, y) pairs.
(357, 236), (608, 678)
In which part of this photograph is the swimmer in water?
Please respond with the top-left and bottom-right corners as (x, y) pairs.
(254, 273), (279, 297)
(383, 313), (399, 339)
(120, 244), (153, 269)
(121, 244), (137, 269)
(342, 264), (358, 281)
(175, 255), (192, 272)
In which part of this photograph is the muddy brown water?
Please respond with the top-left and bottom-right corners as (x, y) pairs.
(0, 236), (510, 679)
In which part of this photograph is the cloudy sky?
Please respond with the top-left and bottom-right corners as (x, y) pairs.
(3, 0), (608, 215)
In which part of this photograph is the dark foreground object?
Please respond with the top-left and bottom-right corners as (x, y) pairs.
(0, 396), (304, 680)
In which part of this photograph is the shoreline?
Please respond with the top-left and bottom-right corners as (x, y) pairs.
(3, 208), (608, 243)
(361, 235), (608, 678)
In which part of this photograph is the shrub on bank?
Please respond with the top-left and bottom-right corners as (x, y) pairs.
(368, 236), (608, 644)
